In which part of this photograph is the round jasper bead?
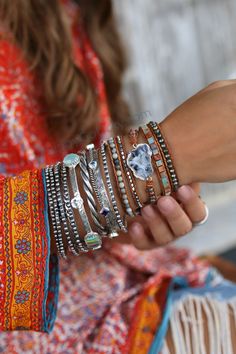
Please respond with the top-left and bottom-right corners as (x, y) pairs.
(84, 232), (102, 250)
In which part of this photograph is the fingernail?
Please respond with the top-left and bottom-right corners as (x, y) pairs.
(130, 222), (143, 236)
(157, 197), (175, 214)
(178, 185), (194, 201)
(142, 205), (156, 219)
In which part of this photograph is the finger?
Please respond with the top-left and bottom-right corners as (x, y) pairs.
(129, 222), (156, 250)
(189, 182), (201, 195)
(177, 185), (207, 223)
(157, 197), (192, 237)
(141, 205), (174, 246)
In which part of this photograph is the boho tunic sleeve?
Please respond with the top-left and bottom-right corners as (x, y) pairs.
(0, 39), (60, 333)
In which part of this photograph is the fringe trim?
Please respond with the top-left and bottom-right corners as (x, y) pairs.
(161, 294), (236, 354)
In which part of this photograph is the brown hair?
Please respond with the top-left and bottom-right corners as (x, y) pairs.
(0, 0), (130, 145)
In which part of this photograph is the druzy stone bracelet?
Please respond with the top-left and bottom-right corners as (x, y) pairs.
(142, 124), (172, 196)
(107, 138), (135, 217)
(127, 128), (157, 204)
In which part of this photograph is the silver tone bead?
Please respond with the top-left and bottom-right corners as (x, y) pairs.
(100, 143), (127, 232)
(63, 153), (102, 251)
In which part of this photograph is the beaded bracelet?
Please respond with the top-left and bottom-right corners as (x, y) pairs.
(54, 163), (80, 256)
(115, 136), (143, 213)
(149, 121), (179, 191)
(63, 153), (102, 251)
(142, 124), (171, 196)
(127, 128), (157, 204)
(100, 143), (127, 232)
(107, 138), (135, 217)
(86, 144), (119, 238)
(45, 166), (67, 258)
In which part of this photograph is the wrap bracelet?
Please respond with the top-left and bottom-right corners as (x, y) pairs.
(149, 121), (179, 191)
(107, 137), (135, 217)
(100, 143), (127, 232)
(116, 136), (143, 213)
(142, 124), (171, 196)
(127, 128), (157, 204)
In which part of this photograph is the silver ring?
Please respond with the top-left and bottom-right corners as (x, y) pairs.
(193, 204), (209, 227)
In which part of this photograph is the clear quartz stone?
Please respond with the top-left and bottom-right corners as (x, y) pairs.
(127, 144), (153, 180)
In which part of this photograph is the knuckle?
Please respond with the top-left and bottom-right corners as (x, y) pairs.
(134, 240), (148, 251)
(177, 224), (193, 237)
(207, 80), (227, 89)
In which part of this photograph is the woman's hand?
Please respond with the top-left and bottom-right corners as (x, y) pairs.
(117, 184), (207, 250)
(161, 80), (236, 185)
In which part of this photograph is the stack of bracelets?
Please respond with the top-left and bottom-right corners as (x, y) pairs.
(44, 121), (179, 258)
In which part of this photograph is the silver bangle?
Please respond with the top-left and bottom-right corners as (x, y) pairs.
(44, 165), (67, 259)
(53, 163), (80, 256)
(100, 143), (127, 232)
(61, 163), (88, 253)
(79, 152), (106, 235)
(86, 144), (119, 238)
(63, 153), (102, 250)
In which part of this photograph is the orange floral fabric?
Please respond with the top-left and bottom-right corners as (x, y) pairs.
(0, 170), (58, 332)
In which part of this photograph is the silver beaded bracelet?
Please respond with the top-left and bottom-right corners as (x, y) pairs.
(44, 166), (67, 259)
(53, 163), (80, 256)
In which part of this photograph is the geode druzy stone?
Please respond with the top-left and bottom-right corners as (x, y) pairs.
(127, 143), (153, 180)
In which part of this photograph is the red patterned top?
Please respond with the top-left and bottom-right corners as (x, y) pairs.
(0, 1), (210, 353)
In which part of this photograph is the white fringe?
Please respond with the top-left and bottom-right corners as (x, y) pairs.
(161, 294), (236, 354)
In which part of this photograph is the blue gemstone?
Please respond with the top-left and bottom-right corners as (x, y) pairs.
(100, 207), (110, 216)
(127, 144), (153, 180)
